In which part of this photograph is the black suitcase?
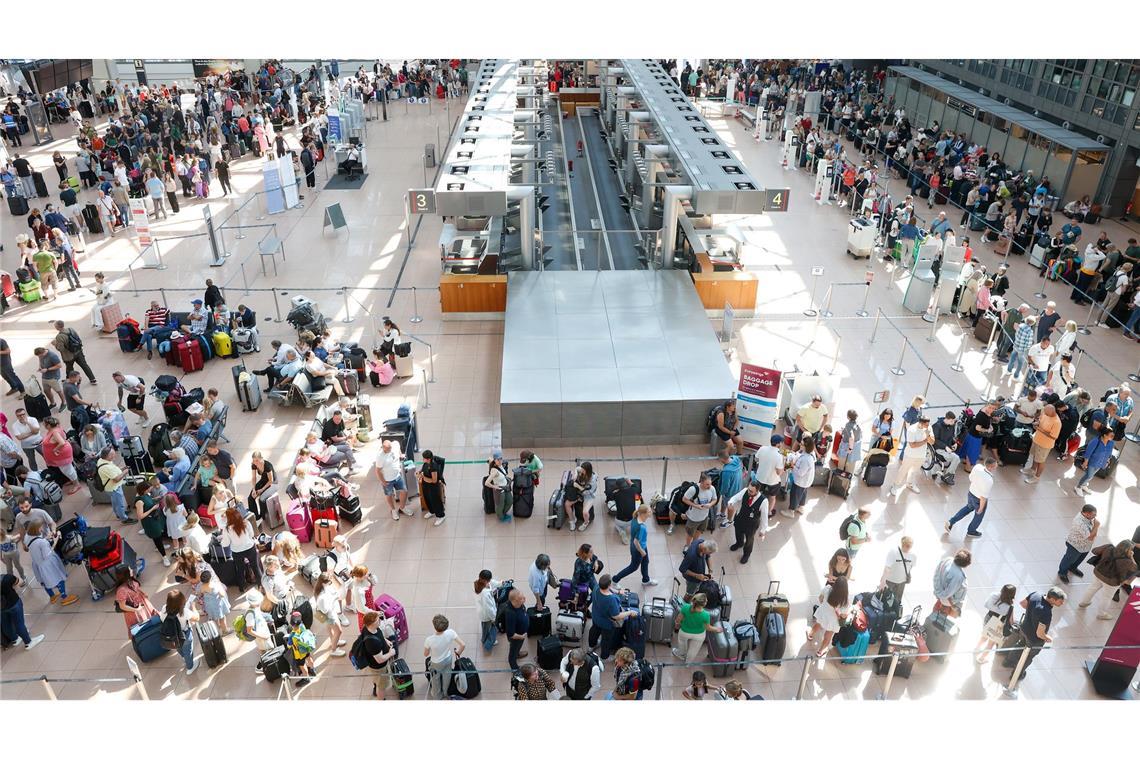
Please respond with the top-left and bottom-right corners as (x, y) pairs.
(32, 171), (48, 198)
(448, 655), (481, 699)
(827, 468), (853, 499)
(337, 494), (362, 524)
(83, 203), (103, 234)
(260, 646), (291, 682)
(863, 463), (887, 487)
(969, 213), (986, 232)
(974, 313), (999, 342)
(998, 429), (1031, 466)
(526, 605), (552, 637)
(873, 632), (916, 678)
(24, 391), (52, 420)
(7, 195), (29, 215)
(195, 621), (228, 668)
(79, 100), (94, 119)
(537, 634), (562, 669)
(391, 657), (414, 698)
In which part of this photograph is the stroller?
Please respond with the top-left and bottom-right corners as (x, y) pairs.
(286, 296), (328, 335)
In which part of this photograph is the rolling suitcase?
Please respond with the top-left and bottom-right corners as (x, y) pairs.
(998, 428), (1032, 466)
(753, 580), (790, 631)
(974, 313), (998, 342)
(32, 171), (48, 198)
(286, 500), (313, 542)
(238, 369), (262, 411)
(392, 658), (415, 699)
(264, 492), (284, 529)
(337, 494), (362, 525)
(864, 462), (888, 486)
(195, 621), (228, 668)
(732, 620), (759, 669)
(527, 605), (552, 637)
(371, 593), (409, 643)
(827, 468), (853, 499)
(448, 656), (481, 699)
(313, 518), (338, 549)
(99, 303), (123, 333)
(7, 194), (29, 215)
(130, 616), (169, 662)
(259, 646), (291, 683)
(642, 597), (673, 645)
(178, 338), (204, 372)
(83, 203), (103, 234)
(211, 331), (234, 358)
(537, 634), (562, 669)
(873, 631), (918, 678)
(337, 369), (359, 396)
(706, 614), (739, 677)
(757, 607), (786, 664)
(837, 628), (871, 664)
(922, 611), (960, 662)
(394, 350), (414, 378)
(555, 610), (586, 646)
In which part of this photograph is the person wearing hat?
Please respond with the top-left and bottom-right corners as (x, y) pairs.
(187, 300), (209, 335)
(284, 609), (318, 686)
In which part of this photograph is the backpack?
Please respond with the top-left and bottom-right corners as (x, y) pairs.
(839, 514), (860, 542)
(64, 329), (83, 354)
(633, 658), (655, 693)
(92, 462), (116, 492)
(349, 631), (385, 670)
(1080, 408), (1096, 429)
(669, 481), (697, 515)
(1100, 387), (1118, 404)
(159, 615), (186, 650)
(233, 610), (257, 642)
(706, 404), (724, 433)
(493, 579), (515, 607)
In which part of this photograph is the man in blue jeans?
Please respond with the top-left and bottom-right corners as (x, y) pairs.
(96, 447), (138, 525)
(944, 457), (997, 538)
(587, 575), (638, 660)
(611, 504), (657, 588)
(1005, 317), (1036, 379)
(1057, 505), (1098, 583)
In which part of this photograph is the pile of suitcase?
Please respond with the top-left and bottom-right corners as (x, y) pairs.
(82, 526), (144, 601)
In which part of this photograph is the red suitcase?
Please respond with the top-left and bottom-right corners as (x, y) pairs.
(87, 532), (123, 571)
(178, 338), (204, 372)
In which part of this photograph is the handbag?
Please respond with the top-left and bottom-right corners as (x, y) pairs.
(1086, 553), (1101, 567)
(982, 612), (1007, 643)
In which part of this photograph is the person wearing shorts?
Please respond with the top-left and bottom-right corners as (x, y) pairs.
(113, 372), (150, 428)
(1023, 404), (1060, 485)
(673, 474), (717, 552)
(34, 348), (65, 411)
(375, 439), (411, 520)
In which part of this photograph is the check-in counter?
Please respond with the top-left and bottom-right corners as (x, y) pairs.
(439, 274), (508, 314)
(690, 253), (758, 313)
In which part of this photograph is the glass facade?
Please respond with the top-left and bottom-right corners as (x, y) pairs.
(1082, 59), (1138, 125)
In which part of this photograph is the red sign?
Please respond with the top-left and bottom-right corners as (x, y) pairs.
(738, 364), (780, 399)
(1099, 587), (1140, 670)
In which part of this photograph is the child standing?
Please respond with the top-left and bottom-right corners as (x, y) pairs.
(1, 526), (26, 580)
(164, 495), (189, 554)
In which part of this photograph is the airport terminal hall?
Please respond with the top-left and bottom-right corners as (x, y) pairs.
(1, 12), (1139, 721)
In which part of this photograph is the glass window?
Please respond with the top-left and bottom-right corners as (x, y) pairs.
(928, 89), (947, 128)
(1005, 124), (1030, 169)
(1022, 132), (1050, 177)
(1044, 144), (1073, 187)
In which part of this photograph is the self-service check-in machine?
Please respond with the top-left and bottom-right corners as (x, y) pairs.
(814, 159), (832, 204)
(782, 130), (798, 170)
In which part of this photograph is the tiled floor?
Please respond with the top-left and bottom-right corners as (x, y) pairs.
(1, 93), (1136, 702)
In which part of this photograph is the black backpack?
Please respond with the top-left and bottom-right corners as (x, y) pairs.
(633, 658), (655, 693)
(65, 329), (83, 354)
(706, 404), (724, 433)
(669, 481), (697, 515)
(159, 615), (186, 650)
(1080, 408), (1096, 429)
(839, 514), (860, 542)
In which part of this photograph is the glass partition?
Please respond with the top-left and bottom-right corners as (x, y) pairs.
(927, 89), (947, 130)
(1022, 132), (1051, 177)
(1044, 144), (1074, 190)
(972, 110), (992, 152)
(989, 116), (1010, 159)
(1067, 150), (1108, 204)
(1005, 124), (1030, 170)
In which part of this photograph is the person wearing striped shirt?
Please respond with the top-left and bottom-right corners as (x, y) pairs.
(140, 301), (174, 358)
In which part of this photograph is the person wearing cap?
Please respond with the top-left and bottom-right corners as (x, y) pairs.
(795, 395), (829, 453)
(184, 299), (209, 336)
(284, 610), (318, 686)
(484, 450), (511, 522)
(751, 434), (785, 499)
(725, 480), (768, 564)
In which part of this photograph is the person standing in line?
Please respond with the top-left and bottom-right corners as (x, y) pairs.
(504, 588), (529, 671)
(483, 451), (511, 523)
(1, 573), (46, 651)
(8, 409), (42, 471)
(1078, 540), (1137, 620)
(0, 338), (24, 398)
(974, 583), (1017, 664)
(608, 647), (643, 700)
(891, 416), (933, 497)
(879, 536), (915, 602)
(944, 457), (998, 538)
(1023, 403), (1061, 484)
(33, 347), (66, 412)
(514, 663), (558, 700)
(932, 549), (971, 617)
(1023, 336), (1054, 394)
(671, 592), (721, 664)
(162, 588), (200, 674)
(423, 613), (465, 699)
(1012, 587), (1066, 686)
(357, 610), (396, 699)
(145, 170), (167, 219)
(560, 647), (602, 700)
(587, 575), (639, 660)
(715, 445), (744, 527)
(474, 570), (501, 652)
(671, 473), (717, 552)
(417, 449), (446, 526)
(1057, 505), (1099, 584)
(784, 435), (816, 517)
(611, 504), (657, 587)
(750, 434), (786, 499)
(609, 477), (639, 544)
(527, 553), (554, 610)
(1073, 429), (1115, 496)
(806, 577), (849, 657)
(844, 506), (872, 561)
(1005, 316), (1037, 379)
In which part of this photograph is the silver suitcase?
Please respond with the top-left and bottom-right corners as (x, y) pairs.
(642, 597), (673, 645)
(705, 611), (739, 677)
(555, 610), (586, 646)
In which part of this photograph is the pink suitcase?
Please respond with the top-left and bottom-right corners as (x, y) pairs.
(286, 499), (313, 543)
(372, 593), (409, 643)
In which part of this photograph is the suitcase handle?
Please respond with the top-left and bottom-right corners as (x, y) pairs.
(766, 580), (780, 595)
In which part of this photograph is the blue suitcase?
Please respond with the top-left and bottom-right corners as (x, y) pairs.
(130, 615), (169, 663)
(836, 628), (871, 664)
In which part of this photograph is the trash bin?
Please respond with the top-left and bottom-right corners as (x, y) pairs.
(424, 144), (436, 168)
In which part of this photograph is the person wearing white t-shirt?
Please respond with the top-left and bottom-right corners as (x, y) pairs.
(751, 434), (785, 496)
(375, 439), (411, 520)
(879, 536), (916, 602)
(1014, 390), (1043, 425)
(944, 457), (997, 538)
(671, 474), (718, 551)
(423, 614), (466, 700)
(891, 417), (933, 496)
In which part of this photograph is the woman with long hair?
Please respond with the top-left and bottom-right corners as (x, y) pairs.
(826, 548), (853, 585)
(162, 589), (200, 674)
(220, 506), (261, 586)
(975, 583), (1017, 663)
(807, 577), (849, 657)
(134, 479), (169, 566)
(112, 565), (158, 637)
(312, 571), (347, 657)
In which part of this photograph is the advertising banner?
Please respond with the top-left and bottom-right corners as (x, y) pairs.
(129, 198), (151, 247)
(279, 157), (300, 209)
(327, 109), (342, 144)
(263, 162), (284, 215)
(192, 60), (246, 78)
(736, 363), (781, 450)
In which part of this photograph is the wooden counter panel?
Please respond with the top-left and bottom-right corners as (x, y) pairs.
(439, 275), (508, 313)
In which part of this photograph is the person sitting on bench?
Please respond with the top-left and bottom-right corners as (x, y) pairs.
(339, 146), (361, 178)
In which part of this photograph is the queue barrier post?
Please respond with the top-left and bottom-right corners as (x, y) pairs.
(1129, 358), (1140, 384)
(794, 655), (813, 700)
(271, 288), (282, 322)
(869, 307), (882, 344)
(159, 288), (168, 309)
(879, 652), (901, 700)
(40, 675), (58, 700)
(950, 327), (968, 373)
(820, 284), (834, 319)
(925, 283), (941, 341)
(1077, 298), (1097, 335)
(1003, 646), (1033, 698)
(422, 370), (431, 409)
(856, 281), (871, 318)
(890, 337), (907, 376)
(831, 331), (841, 374)
(803, 275), (821, 317)
(410, 286), (423, 324)
(985, 318), (999, 355)
(341, 287), (353, 323)
(240, 263), (250, 295)
(661, 457), (669, 495)
(922, 367), (933, 399)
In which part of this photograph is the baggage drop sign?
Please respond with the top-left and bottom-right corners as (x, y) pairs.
(736, 363), (781, 450)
